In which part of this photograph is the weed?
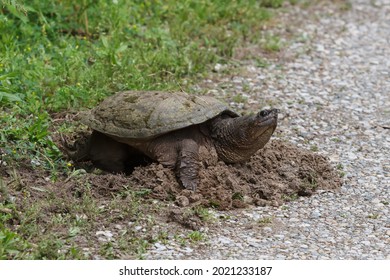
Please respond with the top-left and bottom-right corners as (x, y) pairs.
(242, 83), (251, 93)
(187, 231), (205, 242)
(68, 246), (85, 259)
(157, 231), (169, 244)
(282, 193), (299, 201)
(367, 213), (379, 219)
(0, 72), (23, 104)
(134, 188), (152, 197)
(99, 242), (115, 260)
(262, 35), (283, 52)
(136, 239), (149, 259)
(193, 206), (215, 222)
(310, 145), (319, 152)
(68, 226), (81, 238)
(33, 237), (66, 260)
(218, 214), (231, 221)
(301, 172), (318, 190)
(232, 94), (248, 104)
(339, 1), (352, 11)
(255, 57), (269, 68)
(339, 212), (348, 218)
(258, 216), (273, 226)
(174, 234), (188, 247)
(0, 228), (31, 260)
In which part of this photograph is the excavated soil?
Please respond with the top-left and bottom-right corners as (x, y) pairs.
(123, 139), (342, 210)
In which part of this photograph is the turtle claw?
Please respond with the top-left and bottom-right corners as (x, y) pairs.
(179, 176), (198, 192)
(59, 133), (73, 150)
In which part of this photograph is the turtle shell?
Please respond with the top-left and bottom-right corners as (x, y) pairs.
(81, 91), (238, 139)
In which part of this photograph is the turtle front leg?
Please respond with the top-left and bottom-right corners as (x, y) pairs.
(176, 139), (200, 191)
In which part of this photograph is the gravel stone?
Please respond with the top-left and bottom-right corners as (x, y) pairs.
(96, 230), (114, 242)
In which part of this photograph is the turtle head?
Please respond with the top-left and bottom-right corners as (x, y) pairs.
(211, 108), (278, 163)
(246, 109), (278, 140)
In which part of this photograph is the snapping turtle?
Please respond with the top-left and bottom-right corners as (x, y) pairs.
(66, 91), (278, 191)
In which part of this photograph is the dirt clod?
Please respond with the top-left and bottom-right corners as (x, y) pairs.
(175, 195), (190, 207)
(168, 208), (203, 230)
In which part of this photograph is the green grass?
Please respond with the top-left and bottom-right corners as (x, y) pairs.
(0, 0), (287, 259)
(187, 231), (205, 242)
(262, 34), (283, 52)
(0, 227), (31, 260)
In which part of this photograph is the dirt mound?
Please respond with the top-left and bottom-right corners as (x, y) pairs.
(126, 140), (342, 210)
(2, 139), (342, 235)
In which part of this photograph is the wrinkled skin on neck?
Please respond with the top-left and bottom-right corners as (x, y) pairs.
(210, 109), (278, 163)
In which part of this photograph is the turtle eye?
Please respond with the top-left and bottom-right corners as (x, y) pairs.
(259, 110), (270, 117)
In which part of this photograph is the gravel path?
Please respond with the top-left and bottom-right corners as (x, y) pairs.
(146, 0), (390, 259)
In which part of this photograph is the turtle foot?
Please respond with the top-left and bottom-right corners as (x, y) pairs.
(175, 139), (200, 192)
(60, 133), (90, 161)
(178, 176), (198, 192)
